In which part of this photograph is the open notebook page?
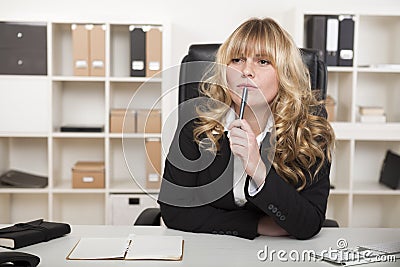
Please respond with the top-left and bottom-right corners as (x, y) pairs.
(126, 235), (183, 260)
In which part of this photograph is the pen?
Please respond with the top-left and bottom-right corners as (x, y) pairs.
(239, 87), (248, 120)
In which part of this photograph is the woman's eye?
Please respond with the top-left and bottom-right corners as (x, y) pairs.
(231, 58), (242, 63)
(259, 59), (271, 65)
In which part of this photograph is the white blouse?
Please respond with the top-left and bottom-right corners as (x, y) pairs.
(223, 109), (273, 207)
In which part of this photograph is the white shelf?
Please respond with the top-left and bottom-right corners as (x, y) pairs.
(299, 10), (400, 228)
(0, 19), (170, 225)
(352, 181), (400, 195)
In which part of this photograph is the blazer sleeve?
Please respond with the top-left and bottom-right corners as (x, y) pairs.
(245, 159), (331, 240)
(158, 120), (263, 239)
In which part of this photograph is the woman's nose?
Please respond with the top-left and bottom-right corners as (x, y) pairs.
(241, 63), (254, 78)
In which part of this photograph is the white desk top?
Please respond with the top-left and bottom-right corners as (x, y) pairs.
(0, 225), (399, 266)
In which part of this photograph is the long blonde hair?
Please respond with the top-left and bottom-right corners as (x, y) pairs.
(193, 17), (335, 190)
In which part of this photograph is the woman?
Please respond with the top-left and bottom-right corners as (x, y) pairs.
(158, 17), (335, 240)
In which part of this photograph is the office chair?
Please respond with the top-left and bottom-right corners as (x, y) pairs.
(135, 44), (337, 228)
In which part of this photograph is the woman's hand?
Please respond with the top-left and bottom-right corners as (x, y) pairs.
(257, 216), (289, 236)
(228, 119), (266, 187)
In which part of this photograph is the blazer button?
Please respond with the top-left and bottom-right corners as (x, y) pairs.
(276, 211), (281, 217)
(232, 231), (238, 236)
(219, 231), (225, 235)
(268, 204), (274, 210)
(280, 215), (286, 221)
(212, 231), (218, 234)
(272, 207), (278, 213)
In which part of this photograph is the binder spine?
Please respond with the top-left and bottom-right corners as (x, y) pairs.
(325, 16), (339, 66)
(130, 27), (146, 77)
(338, 15), (355, 66)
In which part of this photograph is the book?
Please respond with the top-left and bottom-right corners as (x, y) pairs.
(66, 235), (184, 261)
(359, 106), (385, 116)
(0, 219), (71, 249)
(360, 115), (386, 123)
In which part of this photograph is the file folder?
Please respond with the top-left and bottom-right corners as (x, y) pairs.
(130, 27), (146, 77)
(325, 16), (339, 66)
(145, 138), (161, 189)
(338, 15), (355, 66)
(145, 27), (162, 77)
(89, 24), (106, 76)
(306, 16), (326, 60)
(72, 24), (89, 76)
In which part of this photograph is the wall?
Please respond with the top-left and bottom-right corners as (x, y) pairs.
(1, 0), (399, 67)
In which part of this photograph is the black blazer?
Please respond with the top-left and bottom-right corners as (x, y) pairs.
(158, 115), (331, 240)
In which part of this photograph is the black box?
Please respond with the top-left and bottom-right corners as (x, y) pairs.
(0, 22), (47, 75)
(379, 150), (400, 189)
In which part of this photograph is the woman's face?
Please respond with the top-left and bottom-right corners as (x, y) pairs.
(226, 55), (279, 111)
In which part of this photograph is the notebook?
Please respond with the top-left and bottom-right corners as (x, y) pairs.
(0, 219), (71, 249)
(67, 235), (184, 261)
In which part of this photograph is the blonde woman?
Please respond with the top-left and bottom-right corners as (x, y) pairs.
(158, 17), (335, 240)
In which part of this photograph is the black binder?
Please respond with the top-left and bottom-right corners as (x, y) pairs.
(306, 15), (326, 60)
(0, 219), (71, 249)
(338, 15), (355, 66)
(130, 27), (146, 77)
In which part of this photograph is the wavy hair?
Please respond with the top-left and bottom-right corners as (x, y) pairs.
(193, 17), (335, 190)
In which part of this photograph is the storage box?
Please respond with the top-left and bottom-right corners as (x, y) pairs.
(109, 193), (159, 225)
(136, 109), (161, 133)
(110, 109), (136, 133)
(325, 95), (336, 122)
(72, 161), (105, 188)
(145, 138), (162, 189)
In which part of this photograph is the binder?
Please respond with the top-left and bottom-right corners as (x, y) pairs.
(72, 24), (89, 76)
(325, 16), (339, 66)
(0, 170), (47, 188)
(305, 16), (326, 60)
(0, 219), (71, 249)
(145, 27), (162, 77)
(89, 24), (106, 76)
(145, 138), (161, 189)
(338, 15), (355, 66)
(130, 27), (146, 77)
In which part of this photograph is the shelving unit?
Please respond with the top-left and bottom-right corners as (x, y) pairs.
(296, 10), (400, 227)
(0, 20), (171, 225)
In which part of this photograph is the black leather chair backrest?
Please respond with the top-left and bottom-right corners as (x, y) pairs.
(178, 44), (327, 107)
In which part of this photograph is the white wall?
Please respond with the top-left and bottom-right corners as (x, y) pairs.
(1, 0), (399, 67)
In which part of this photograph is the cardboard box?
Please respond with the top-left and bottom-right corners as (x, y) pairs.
(145, 138), (161, 189)
(137, 109), (161, 133)
(325, 95), (336, 122)
(72, 161), (105, 188)
(110, 109), (136, 133)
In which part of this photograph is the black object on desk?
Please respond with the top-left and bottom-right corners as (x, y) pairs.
(0, 219), (71, 250)
(0, 251), (40, 267)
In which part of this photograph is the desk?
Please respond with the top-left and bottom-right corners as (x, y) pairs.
(0, 226), (399, 266)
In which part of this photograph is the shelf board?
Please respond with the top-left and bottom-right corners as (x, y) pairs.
(0, 132), (48, 138)
(0, 188), (49, 194)
(52, 76), (106, 82)
(357, 66), (400, 73)
(52, 132), (105, 138)
(109, 133), (162, 139)
(352, 181), (400, 195)
(109, 77), (162, 83)
(330, 122), (400, 140)
(327, 66), (354, 73)
(108, 179), (159, 194)
(52, 180), (106, 193)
